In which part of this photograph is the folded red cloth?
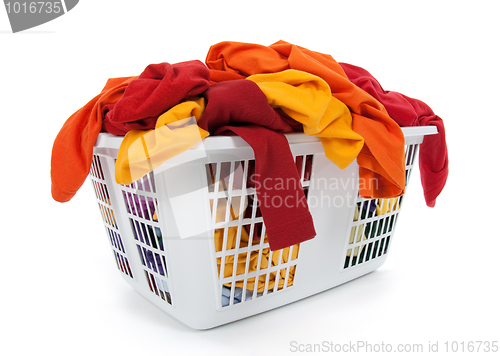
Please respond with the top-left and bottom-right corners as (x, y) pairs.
(339, 63), (449, 207)
(198, 80), (316, 251)
(102, 60), (211, 135)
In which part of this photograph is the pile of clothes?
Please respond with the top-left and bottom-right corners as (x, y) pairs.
(51, 40), (448, 252)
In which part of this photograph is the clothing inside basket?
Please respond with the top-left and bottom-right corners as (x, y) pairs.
(207, 158), (303, 299)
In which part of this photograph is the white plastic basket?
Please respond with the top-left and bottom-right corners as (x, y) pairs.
(89, 126), (437, 329)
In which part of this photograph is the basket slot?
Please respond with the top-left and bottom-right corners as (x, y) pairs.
(210, 155), (309, 308)
(344, 197), (400, 268)
(136, 244), (168, 277)
(343, 143), (419, 270)
(129, 219), (162, 249)
(296, 154), (314, 183)
(115, 168), (174, 306)
(90, 154), (105, 180)
(122, 191), (158, 222)
(122, 172), (156, 193)
(90, 155), (135, 280)
(144, 270), (171, 304)
(106, 227), (126, 253)
(271, 249), (284, 294)
(113, 251), (133, 278)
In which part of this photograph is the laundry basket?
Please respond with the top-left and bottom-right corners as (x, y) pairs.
(89, 126), (437, 329)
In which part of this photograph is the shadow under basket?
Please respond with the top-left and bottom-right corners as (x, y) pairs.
(89, 126), (437, 329)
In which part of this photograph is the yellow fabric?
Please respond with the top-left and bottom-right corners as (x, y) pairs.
(347, 204), (367, 257)
(213, 196), (299, 293)
(376, 198), (398, 215)
(115, 97), (209, 185)
(246, 70), (364, 169)
(98, 200), (118, 228)
(115, 70), (364, 185)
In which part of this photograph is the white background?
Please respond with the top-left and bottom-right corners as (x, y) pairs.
(1, 1), (499, 355)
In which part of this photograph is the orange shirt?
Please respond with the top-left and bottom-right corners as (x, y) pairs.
(51, 76), (136, 202)
(206, 40), (406, 198)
